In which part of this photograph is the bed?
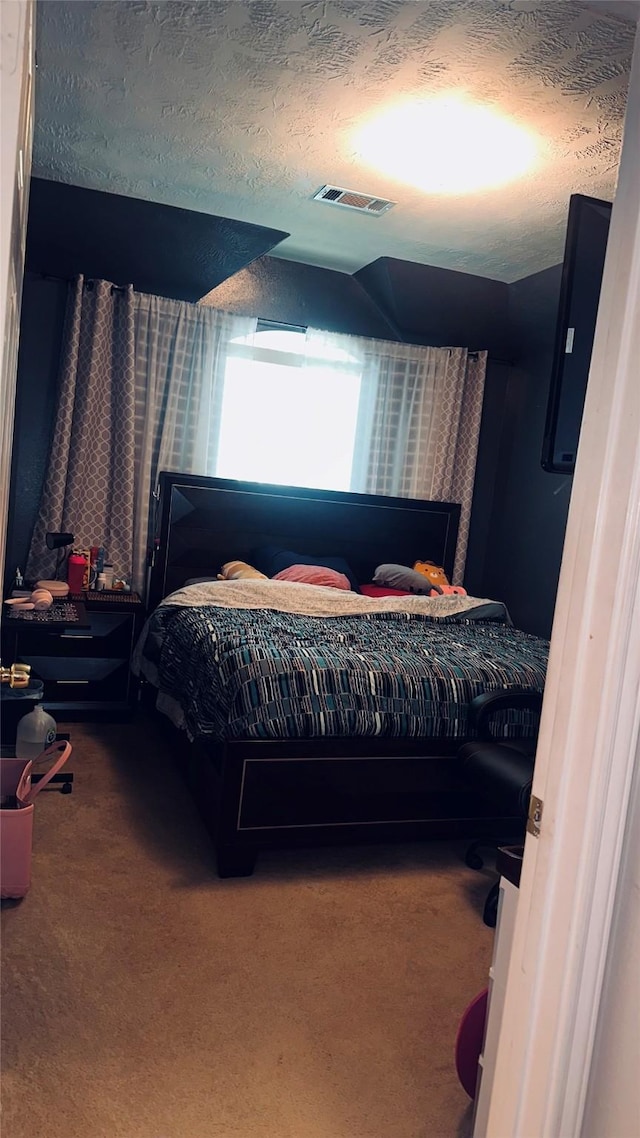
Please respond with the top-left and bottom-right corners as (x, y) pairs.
(136, 472), (549, 876)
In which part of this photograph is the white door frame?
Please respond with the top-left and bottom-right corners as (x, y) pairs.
(0, 0), (32, 588)
(483, 24), (640, 1138)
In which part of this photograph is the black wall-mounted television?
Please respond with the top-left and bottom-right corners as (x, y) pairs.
(542, 194), (612, 474)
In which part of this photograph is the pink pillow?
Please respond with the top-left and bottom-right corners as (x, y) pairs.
(360, 584), (412, 598)
(273, 565), (351, 590)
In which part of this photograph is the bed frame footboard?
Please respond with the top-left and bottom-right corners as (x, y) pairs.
(177, 734), (520, 877)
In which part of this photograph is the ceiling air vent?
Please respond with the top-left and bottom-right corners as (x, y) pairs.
(312, 185), (396, 216)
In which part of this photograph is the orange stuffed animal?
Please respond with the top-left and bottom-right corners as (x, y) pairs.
(412, 561), (467, 597)
(413, 560), (450, 590)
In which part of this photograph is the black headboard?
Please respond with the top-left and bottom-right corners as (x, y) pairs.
(148, 473), (460, 611)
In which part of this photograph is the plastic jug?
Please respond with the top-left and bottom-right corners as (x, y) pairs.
(16, 703), (57, 761)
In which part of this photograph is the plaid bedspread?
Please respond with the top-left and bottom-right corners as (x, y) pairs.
(138, 602), (549, 742)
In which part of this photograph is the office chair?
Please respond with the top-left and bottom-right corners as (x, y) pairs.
(458, 689), (543, 927)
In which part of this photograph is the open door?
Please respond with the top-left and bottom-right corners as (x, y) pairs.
(481, 21), (640, 1138)
(0, 0), (33, 587)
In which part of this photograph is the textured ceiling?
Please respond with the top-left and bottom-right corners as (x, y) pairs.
(33, 1), (636, 283)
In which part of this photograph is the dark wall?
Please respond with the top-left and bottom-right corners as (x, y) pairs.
(6, 273), (68, 580)
(355, 257), (510, 359)
(482, 265), (569, 638)
(207, 253), (510, 358)
(464, 359), (512, 598)
(201, 256), (400, 339)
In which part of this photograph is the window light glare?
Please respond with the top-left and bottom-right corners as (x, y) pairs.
(353, 97), (538, 195)
(216, 339), (362, 491)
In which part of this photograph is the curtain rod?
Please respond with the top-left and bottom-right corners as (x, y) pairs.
(256, 319), (499, 361)
(32, 275), (509, 362)
(33, 271), (128, 294)
(83, 279), (129, 295)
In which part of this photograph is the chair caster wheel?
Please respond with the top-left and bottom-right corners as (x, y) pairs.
(465, 852), (484, 870)
(483, 882), (500, 928)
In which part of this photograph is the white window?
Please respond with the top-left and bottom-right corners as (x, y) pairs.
(215, 328), (363, 491)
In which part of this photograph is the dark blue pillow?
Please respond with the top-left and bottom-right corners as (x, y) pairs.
(251, 546), (360, 592)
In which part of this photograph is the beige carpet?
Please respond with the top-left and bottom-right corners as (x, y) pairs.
(1, 714), (494, 1138)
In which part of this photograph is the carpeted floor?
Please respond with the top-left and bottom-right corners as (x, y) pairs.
(1, 714), (494, 1138)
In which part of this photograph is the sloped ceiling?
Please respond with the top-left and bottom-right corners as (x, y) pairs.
(25, 178), (289, 301)
(33, 1), (636, 283)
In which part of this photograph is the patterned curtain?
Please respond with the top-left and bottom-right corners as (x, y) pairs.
(417, 350), (488, 584)
(25, 277), (136, 584)
(305, 331), (487, 584)
(131, 293), (255, 590)
(26, 278), (255, 593)
(27, 284), (485, 591)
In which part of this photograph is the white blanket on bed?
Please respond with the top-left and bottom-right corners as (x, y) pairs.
(158, 578), (501, 619)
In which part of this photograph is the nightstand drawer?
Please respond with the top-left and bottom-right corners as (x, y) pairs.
(22, 656), (130, 703)
(9, 613), (134, 658)
(1, 599), (144, 718)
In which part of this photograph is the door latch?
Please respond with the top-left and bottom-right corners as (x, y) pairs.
(527, 794), (543, 838)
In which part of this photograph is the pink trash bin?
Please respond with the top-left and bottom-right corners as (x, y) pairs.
(0, 741), (72, 899)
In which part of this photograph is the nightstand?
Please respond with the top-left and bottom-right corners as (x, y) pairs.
(1, 593), (145, 717)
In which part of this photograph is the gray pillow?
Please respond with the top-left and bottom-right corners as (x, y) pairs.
(373, 563), (442, 594)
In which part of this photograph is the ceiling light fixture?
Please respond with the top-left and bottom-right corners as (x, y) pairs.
(352, 95), (538, 195)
